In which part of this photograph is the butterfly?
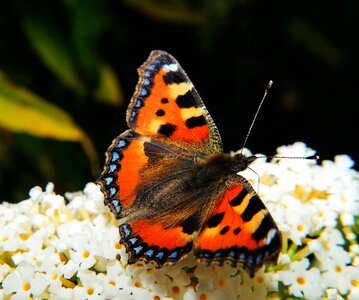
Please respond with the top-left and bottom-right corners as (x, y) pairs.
(97, 50), (281, 277)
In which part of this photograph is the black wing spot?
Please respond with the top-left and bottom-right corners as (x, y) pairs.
(229, 188), (248, 207)
(163, 71), (186, 85)
(233, 227), (241, 235)
(176, 91), (196, 108)
(157, 123), (176, 137)
(220, 226), (230, 235)
(207, 212), (224, 228)
(242, 195), (265, 222)
(252, 214), (274, 242)
(185, 115), (206, 129)
(156, 109), (165, 117)
(161, 98), (169, 103)
(180, 215), (200, 235)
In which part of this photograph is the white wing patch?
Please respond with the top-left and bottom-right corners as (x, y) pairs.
(265, 228), (278, 245)
(163, 63), (179, 72)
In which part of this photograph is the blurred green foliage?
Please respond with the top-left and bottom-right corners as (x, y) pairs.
(0, 0), (357, 202)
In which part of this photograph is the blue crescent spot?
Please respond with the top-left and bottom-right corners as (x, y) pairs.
(121, 224), (131, 238)
(134, 245), (144, 255)
(105, 177), (113, 185)
(109, 187), (116, 197)
(111, 199), (119, 207)
(168, 251), (178, 259)
(228, 250), (236, 257)
(115, 205), (121, 214)
(155, 252), (164, 259)
(247, 256), (254, 265)
(214, 252), (222, 258)
(128, 237), (138, 245)
(111, 152), (119, 162)
(144, 249), (154, 257)
(117, 140), (126, 148)
(141, 89), (147, 96)
(109, 164), (117, 172)
(111, 200), (121, 213)
(135, 100), (142, 107)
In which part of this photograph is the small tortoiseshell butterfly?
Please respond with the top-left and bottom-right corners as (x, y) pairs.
(98, 50), (281, 277)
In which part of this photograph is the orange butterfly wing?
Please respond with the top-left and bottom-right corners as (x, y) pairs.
(118, 218), (194, 266)
(126, 50), (222, 153)
(194, 178), (281, 276)
(99, 130), (200, 266)
(100, 50), (221, 212)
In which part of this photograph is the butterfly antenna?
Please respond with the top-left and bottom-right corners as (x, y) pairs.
(255, 154), (320, 160)
(240, 80), (273, 155)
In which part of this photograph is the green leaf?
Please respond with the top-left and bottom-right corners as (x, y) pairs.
(288, 18), (344, 66)
(0, 73), (97, 168)
(122, 0), (207, 24)
(94, 63), (124, 106)
(20, 7), (84, 91)
(63, 0), (109, 77)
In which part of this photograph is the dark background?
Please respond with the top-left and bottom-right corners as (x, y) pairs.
(0, 0), (357, 202)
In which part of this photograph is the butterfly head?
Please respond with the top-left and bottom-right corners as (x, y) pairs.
(189, 153), (258, 188)
(231, 153), (258, 173)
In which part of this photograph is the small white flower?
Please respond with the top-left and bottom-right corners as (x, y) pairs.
(73, 270), (105, 300)
(45, 182), (55, 193)
(280, 195), (311, 245)
(276, 142), (317, 173)
(279, 258), (323, 300)
(1, 142), (358, 299)
(53, 287), (75, 300)
(101, 261), (133, 299)
(0, 264), (11, 282)
(0, 227), (23, 252)
(311, 200), (338, 231)
(238, 283), (268, 300)
(96, 227), (122, 260)
(346, 266), (359, 300)
(322, 263), (355, 294)
(310, 228), (351, 270)
(28, 185), (42, 200)
(62, 259), (78, 279)
(2, 262), (48, 299)
(69, 248), (97, 270)
(334, 155), (355, 169)
(326, 288), (345, 300)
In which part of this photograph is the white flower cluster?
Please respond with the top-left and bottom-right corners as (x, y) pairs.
(0, 142), (358, 300)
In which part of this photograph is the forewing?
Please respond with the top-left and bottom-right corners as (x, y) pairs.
(127, 50), (222, 153)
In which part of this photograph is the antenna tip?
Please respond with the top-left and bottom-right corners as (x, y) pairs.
(265, 80), (273, 92)
(306, 154), (320, 160)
